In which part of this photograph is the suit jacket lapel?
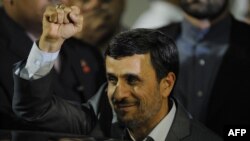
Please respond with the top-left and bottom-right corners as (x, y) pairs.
(166, 99), (191, 141)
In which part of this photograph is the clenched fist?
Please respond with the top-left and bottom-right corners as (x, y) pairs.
(39, 4), (83, 52)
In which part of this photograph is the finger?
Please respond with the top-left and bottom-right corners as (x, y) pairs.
(44, 5), (58, 23)
(70, 6), (81, 15)
(69, 11), (83, 32)
(51, 13), (58, 23)
(56, 8), (64, 24)
(68, 6), (81, 24)
(43, 5), (53, 23)
(63, 7), (72, 24)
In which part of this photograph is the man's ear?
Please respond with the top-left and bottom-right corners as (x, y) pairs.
(159, 72), (176, 98)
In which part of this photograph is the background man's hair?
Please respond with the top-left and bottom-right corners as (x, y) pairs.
(105, 28), (179, 82)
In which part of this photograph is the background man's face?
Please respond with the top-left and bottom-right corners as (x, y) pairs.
(105, 54), (165, 128)
(13, 0), (51, 25)
(180, 0), (228, 20)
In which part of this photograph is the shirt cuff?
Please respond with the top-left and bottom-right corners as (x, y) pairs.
(19, 42), (60, 79)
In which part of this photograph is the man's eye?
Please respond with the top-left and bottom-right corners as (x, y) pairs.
(127, 76), (139, 85)
(107, 76), (117, 85)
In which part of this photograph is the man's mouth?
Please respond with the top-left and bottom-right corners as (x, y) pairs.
(115, 103), (137, 111)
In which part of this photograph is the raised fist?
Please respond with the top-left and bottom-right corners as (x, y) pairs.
(39, 4), (83, 52)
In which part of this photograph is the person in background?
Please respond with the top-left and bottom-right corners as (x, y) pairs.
(132, 0), (183, 29)
(63, 0), (126, 55)
(0, 0), (50, 129)
(12, 5), (222, 141)
(159, 0), (250, 137)
(0, 0), (105, 129)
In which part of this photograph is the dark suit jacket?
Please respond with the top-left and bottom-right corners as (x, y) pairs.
(0, 8), (105, 129)
(12, 66), (222, 141)
(158, 16), (250, 136)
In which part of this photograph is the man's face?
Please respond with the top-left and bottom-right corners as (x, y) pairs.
(180, 0), (228, 20)
(105, 54), (166, 128)
(12, 0), (51, 26)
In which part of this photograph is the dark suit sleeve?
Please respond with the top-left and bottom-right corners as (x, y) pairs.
(12, 62), (97, 135)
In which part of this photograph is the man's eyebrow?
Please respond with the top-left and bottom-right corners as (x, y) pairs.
(106, 73), (116, 77)
(123, 73), (138, 77)
(123, 73), (142, 81)
(107, 73), (141, 79)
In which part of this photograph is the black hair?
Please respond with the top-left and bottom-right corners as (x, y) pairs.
(105, 28), (179, 82)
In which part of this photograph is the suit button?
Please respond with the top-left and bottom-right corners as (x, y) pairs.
(197, 91), (203, 97)
(199, 59), (205, 66)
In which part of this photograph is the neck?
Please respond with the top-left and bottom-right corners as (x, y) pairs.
(25, 25), (42, 40)
(184, 10), (230, 30)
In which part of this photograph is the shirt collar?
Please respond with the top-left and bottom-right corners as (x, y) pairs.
(146, 99), (176, 141)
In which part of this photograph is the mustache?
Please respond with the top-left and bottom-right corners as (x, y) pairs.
(112, 98), (139, 107)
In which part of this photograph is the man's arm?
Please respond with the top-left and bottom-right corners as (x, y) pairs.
(12, 5), (97, 134)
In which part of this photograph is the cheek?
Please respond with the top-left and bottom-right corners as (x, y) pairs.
(134, 88), (151, 106)
(136, 84), (160, 105)
(134, 81), (157, 95)
(33, 4), (47, 18)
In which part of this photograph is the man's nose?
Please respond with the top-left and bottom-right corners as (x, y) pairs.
(113, 81), (131, 101)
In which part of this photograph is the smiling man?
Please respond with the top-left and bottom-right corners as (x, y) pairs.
(104, 33), (177, 140)
(12, 4), (221, 141)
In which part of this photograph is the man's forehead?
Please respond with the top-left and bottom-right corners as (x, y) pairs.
(105, 54), (152, 75)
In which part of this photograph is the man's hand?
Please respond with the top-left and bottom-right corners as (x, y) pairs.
(39, 5), (83, 52)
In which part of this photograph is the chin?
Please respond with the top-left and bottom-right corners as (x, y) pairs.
(117, 115), (146, 129)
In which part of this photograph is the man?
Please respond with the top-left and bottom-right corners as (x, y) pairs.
(12, 4), (221, 141)
(0, 0), (105, 129)
(159, 0), (250, 136)
(0, 0), (50, 129)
